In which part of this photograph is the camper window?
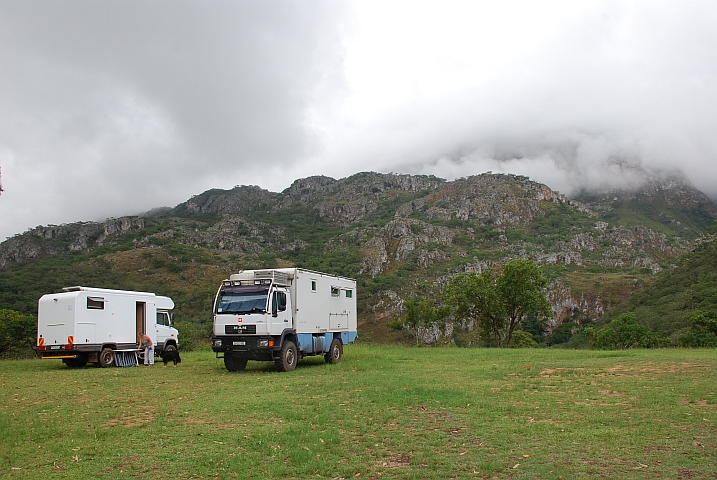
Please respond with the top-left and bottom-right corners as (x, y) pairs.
(157, 311), (170, 326)
(87, 297), (104, 310)
(345, 289), (353, 298)
(331, 287), (340, 297)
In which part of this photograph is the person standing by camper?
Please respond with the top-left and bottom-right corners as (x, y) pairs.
(138, 332), (154, 365)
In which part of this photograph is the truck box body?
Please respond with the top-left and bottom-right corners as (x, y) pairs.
(37, 287), (178, 367)
(212, 268), (357, 371)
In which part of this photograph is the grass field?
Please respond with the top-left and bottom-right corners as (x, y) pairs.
(1, 345), (715, 479)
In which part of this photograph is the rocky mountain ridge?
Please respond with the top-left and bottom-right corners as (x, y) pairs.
(1, 171), (715, 343)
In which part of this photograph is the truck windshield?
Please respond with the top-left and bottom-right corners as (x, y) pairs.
(216, 286), (269, 314)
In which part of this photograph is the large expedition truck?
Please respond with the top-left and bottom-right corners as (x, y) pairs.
(36, 286), (179, 368)
(211, 268), (357, 372)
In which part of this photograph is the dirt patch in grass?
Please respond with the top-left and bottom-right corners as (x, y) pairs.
(603, 362), (711, 378)
(102, 407), (157, 428)
(380, 454), (412, 468)
(677, 467), (705, 479)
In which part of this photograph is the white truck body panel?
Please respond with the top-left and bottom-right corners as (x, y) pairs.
(287, 269), (356, 334)
(213, 268), (357, 336)
(37, 287), (177, 355)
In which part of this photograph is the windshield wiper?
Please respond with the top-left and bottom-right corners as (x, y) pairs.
(223, 307), (266, 314)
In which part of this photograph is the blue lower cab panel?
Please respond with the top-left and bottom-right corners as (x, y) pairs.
(297, 333), (324, 354)
(297, 331), (357, 354)
(341, 331), (358, 344)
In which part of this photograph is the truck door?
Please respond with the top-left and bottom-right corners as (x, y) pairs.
(136, 302), (146, 344)
(270, 289), (290, 335)
(155, 309), (171, 348)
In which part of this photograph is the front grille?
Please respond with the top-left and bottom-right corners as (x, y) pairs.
(225, 324), (257, 335)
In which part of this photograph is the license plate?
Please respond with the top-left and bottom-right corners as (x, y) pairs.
(233, 341), (246, 346)
(50, 346), (61, 350)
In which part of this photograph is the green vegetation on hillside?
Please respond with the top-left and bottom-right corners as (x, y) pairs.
(1, 173), (715, 349)
(601, 234), (717, 339)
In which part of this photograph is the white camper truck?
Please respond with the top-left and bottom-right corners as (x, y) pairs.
(36, 287), (179, 368)
(211, 268), (357, 372)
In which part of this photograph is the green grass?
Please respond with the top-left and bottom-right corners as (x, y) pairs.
(1, 346), (716, 479)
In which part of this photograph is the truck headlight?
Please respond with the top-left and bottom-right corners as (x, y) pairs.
(257, 340), (268, 347)
(213, 339), (222, 347)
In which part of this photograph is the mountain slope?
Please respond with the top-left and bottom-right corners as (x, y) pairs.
(574, 175), (717, 241)
(1, 172), (715, 343)
(599, 228), (717, 339)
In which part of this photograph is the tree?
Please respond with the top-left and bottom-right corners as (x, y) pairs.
(445, 268), (504, 346)
(678, 310), (717, 347)
(594, 313), (665, 349)
(498, 260), (554, 346)
(445, 259), (552, 347)
(402, 298), (450, 346)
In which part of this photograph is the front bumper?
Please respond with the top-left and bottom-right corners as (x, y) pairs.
(212, 336), (279, 361)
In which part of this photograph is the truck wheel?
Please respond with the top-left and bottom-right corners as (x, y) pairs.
(275, 340), (297, 372)
(224, 353), (247, 372)
(324, 339), (343, 364)
(97, 348), (114, 368)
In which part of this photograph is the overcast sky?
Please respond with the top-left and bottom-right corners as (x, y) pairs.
(1, 0), (716, 240)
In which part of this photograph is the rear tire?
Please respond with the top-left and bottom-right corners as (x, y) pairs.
(97, 348), (114, 368)
(324, 339), (343, 364)
(275, 341), (297, 372)
(224, 353), (247, 372)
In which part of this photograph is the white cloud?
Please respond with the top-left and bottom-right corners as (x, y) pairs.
(1, 0), (716, 240)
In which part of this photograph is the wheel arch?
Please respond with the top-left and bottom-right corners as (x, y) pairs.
(279, 329), (299, 350)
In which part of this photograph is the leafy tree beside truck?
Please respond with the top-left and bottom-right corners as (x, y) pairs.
(445, 260), (553, 348)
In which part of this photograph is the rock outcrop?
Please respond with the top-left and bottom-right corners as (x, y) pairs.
(2, 171), (715, 339)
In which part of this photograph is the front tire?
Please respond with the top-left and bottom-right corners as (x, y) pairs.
(275, 341), (297, 372)
(97, 348), (114, 368)
(224, 353), (247, 372)
(324, 339), (343, 364)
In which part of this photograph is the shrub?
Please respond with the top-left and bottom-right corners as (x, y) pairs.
(0, 309), (37, 358)
(594, 313), (667, 350)
(546, 321), (577, 346)
(175, 321), (205, 352)
(509, 330), (538, 348)
(678, 311), (717, 347)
